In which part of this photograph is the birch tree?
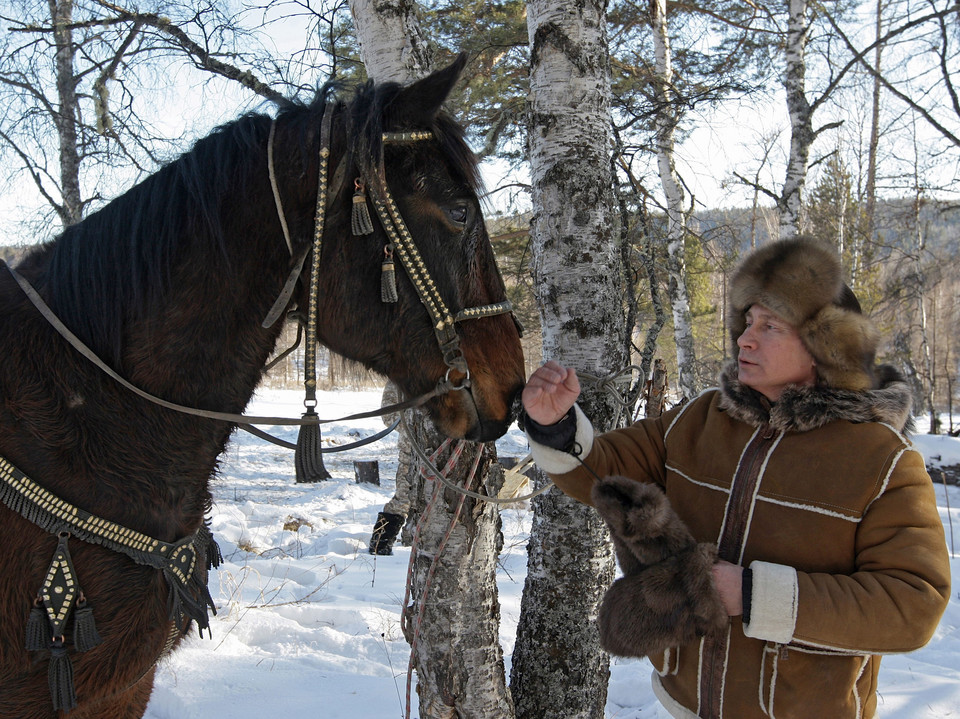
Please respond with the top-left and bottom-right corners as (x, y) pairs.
(348, 0), (434, 83)
(509, 1), (624, 717)
(650, 0), (697, 399)
(772, 0), (959, 239)
(779, 0), (814, 238)
(347, 5), (514, 716)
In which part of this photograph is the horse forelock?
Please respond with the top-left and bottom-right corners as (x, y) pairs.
(345, 79), (482, 194)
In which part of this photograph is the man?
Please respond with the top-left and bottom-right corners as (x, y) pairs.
(522, 237), (950, 719)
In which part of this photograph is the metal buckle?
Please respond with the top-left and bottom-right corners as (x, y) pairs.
(443, 366), (471, 391)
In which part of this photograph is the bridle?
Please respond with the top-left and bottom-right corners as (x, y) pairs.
(263, 101), (516, 421)
(2, 100), (518, 437)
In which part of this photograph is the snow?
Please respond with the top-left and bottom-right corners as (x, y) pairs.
(143, 388), (960, 718)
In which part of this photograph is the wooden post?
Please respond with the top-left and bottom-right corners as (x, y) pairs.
(354, 460), (380, 485)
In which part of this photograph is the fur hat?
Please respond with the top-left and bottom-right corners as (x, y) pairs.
(729, 236), (879, 391)
(591, 476), (727, 658)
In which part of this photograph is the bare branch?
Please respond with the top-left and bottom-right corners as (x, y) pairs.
(819, 5), (960, 148)
(731, 170), (781, 204)
(92, 0), (292, 108)
(0, 126), (66, 222)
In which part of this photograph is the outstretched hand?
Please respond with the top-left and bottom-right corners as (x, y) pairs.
(522, 360), (581, 426)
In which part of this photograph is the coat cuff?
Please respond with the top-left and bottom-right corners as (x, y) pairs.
(526, 404), (595, 475)
(742, 560), (798, 644)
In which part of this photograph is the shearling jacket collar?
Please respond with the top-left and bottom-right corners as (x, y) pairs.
(717, 361), (915, 434)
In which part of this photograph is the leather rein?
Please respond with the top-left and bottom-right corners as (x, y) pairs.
(2, 100), (515, 446)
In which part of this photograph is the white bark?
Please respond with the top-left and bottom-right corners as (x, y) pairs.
(510, 1), (623, 717)
(49, 0), (82, 226)
(863, 0), (884, 261)
(348, 0), (433, 84)
(780, 0), (813, 239)
(651, 0), (697, 399)
(349, 4), (514, 716)
(911, 134), (936, 431)
(403, 438), (514, 719)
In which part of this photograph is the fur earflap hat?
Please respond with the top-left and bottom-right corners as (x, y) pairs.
(729, 236), (879, 391)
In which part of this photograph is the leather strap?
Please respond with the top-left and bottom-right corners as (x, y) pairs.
(2, 260), (446, 427)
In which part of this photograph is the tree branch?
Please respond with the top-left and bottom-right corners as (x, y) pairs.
(90, 0), (292, 108)
(731, 170), (781, 203)
(819, 5), (960, 148)
(0, 127), (66, 222)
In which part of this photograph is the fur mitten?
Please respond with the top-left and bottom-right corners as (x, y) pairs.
(592, 475), (728, 658)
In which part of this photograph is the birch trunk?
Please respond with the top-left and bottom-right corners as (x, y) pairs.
(912, 192), (937, 432)
(402, 436), (514, 719)
(780, 0), (813, 239)
(510, 1), (624, 716)
(863, 0), (884, 262)
(651, 0), (697, 399)
(49, 0), (82, 226)
(349, 4), (514, 716)
(348, 0), (433, 84)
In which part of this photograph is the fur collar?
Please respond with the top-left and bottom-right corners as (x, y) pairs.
(717, 361), (915, 434)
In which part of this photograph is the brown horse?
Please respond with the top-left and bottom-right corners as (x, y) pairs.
(0, 57), (524, 718)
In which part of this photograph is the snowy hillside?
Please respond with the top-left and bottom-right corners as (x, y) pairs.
(142, 389), (960, 719)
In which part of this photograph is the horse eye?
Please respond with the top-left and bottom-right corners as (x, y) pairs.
(444, 203), (471, 227)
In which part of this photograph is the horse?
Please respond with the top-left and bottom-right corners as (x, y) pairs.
(0, 55), (525, 718)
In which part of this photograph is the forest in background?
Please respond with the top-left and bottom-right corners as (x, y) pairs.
(4, 191), (960, 424)
(1, 3), (959, 716)
(1, 0), (957, 432)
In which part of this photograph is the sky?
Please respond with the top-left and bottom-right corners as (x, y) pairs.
(2, 4), (956, 246)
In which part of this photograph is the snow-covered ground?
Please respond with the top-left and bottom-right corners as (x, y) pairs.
(143, 388), (960, 719)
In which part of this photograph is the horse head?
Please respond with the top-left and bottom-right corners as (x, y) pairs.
(285, 57), (526, 442)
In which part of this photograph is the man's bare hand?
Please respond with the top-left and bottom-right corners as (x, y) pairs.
(522, 360), (581, 426)
(711, 560), (744, 617)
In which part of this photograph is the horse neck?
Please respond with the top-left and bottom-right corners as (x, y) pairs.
(83, 165), (311, 537)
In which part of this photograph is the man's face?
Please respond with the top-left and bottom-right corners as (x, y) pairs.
(736, 304), (817, 401)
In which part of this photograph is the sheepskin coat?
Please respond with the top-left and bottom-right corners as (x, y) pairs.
(528, 364), (950, 719)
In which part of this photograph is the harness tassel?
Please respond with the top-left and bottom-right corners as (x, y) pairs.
(295, 410), (332, 483)
(352, 179), (375, 236)
(26, 600), (50, 651)
(48, 637), (78, 713)
(381, 245), (398, 303)
(72, 598), (102, 653)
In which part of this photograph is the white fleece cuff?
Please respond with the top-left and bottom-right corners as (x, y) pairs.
(527, 404), (595, 475)
(743, 560), (798, 644)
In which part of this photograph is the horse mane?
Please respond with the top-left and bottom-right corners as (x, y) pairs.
(39, 76), (481, 366)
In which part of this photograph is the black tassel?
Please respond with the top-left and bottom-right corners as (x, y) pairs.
(48, 638), (77, 713)
(208, 537), (223, 569)
(166, 579), (185, 629)
(351, 180), (375, 236)
(72, 599), (102, 653)
(381, 246), (398, 303)
(26, 602), (50, 651)
(295, 411), (331, 483)
(198, 525), (223, 570)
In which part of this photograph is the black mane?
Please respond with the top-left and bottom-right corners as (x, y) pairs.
(36, 78), (481, 365)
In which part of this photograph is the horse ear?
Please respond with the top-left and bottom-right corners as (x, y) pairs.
(387, 53), (468, 128)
